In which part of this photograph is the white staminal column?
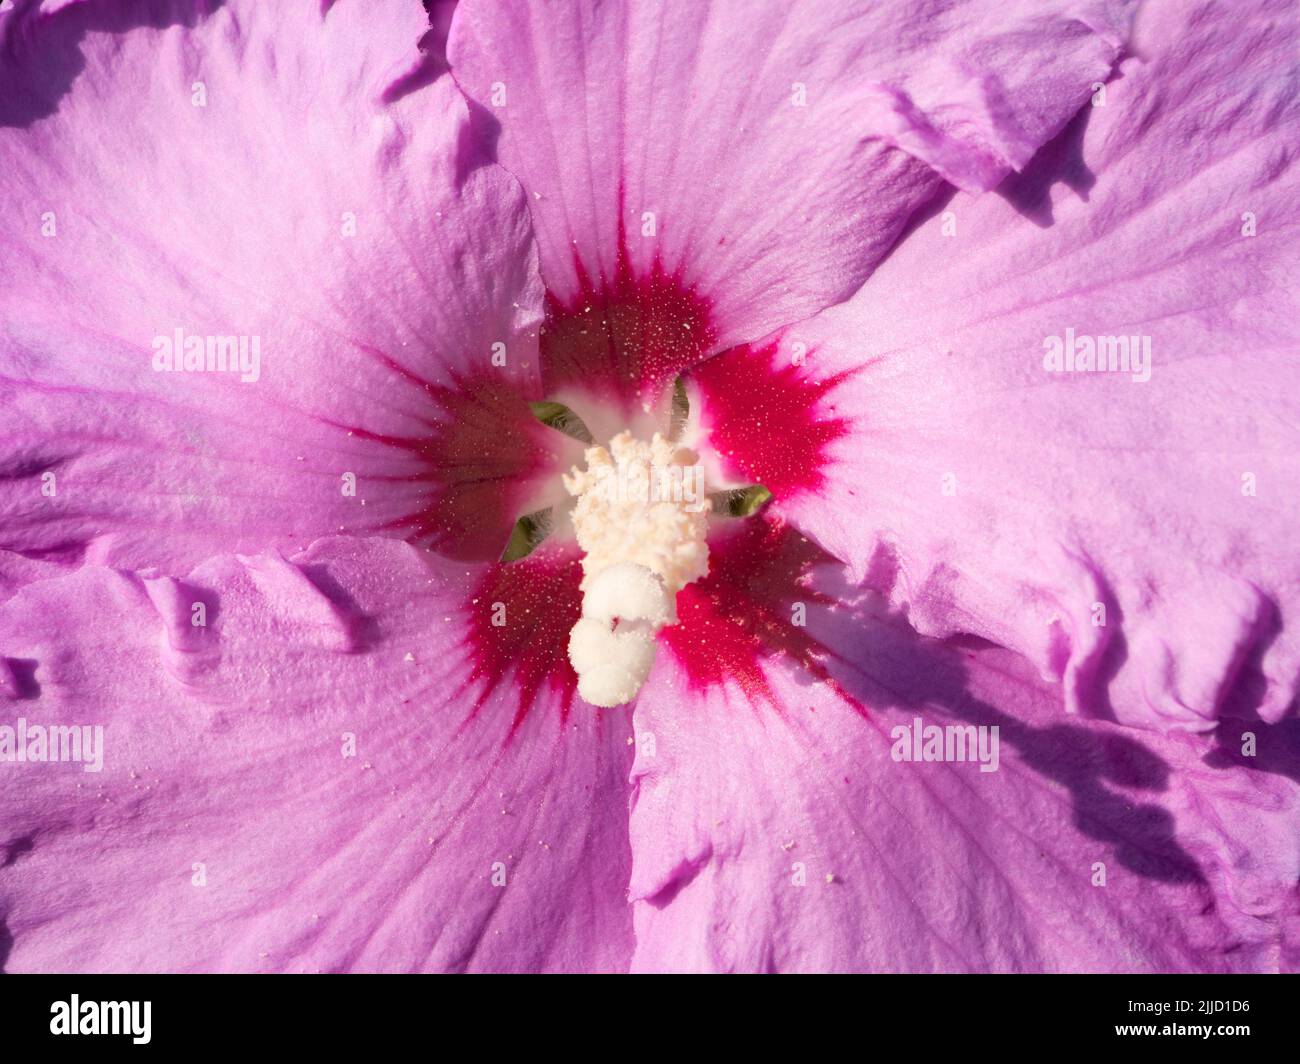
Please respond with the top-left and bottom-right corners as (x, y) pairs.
(564, 432), (710, 707)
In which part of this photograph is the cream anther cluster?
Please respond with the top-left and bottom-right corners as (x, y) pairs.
(564, 431), (710, 706)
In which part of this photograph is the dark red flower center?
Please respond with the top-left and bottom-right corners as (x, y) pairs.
(444, 252), (852, 722)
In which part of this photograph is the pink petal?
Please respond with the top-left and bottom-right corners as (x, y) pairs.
(749, 0), (1300, 731)
(446, 0), (1130, 405)
(630, 572), (1299, 972)
(0, 0), (565, 580)
(0, 537), (634, 972)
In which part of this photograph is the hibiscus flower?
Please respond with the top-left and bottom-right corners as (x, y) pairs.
(0, 0), (1296, 974)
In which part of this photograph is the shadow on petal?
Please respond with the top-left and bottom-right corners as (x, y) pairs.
(996, 97), (1099, 227)
(807, 573), (1206, 886)
(1208, 717), (1300, 787)
(0, 0), (218, 129)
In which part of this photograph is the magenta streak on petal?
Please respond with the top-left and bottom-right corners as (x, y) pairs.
(539, 212), (718, 412)
(460, 543), (583, 730)
(691, 338), (855, 499)
(321, 363), (551, 563)
(662, 516), (861, 715)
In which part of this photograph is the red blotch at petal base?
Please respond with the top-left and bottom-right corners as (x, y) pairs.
(691, 338), (854, 499)
(540, 219), (718, 413)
